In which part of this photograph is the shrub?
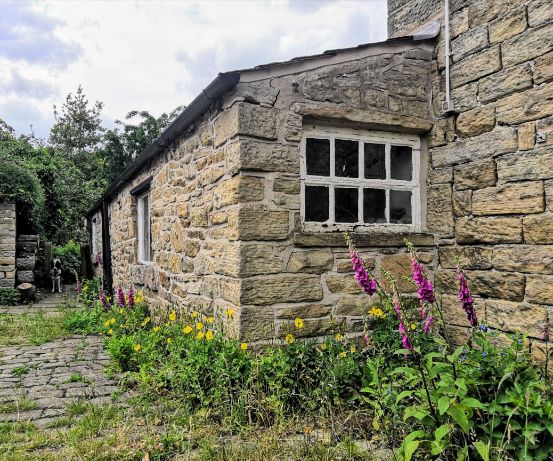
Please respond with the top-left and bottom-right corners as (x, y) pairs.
(53, 240), (81, 281)
(0, 288), (19, 306)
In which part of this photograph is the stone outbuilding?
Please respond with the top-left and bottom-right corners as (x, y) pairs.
(89, 0), (553, 358)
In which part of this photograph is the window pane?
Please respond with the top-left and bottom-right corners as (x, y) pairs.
(141, 194), (151, 261)
(390, 190), (412, 224)
(363, 188), (386, 223)
(335, 139), (359, 178)
(364, 143), (385, 179)
(306, 138), (330, 176)
(305, 185), (329, 222)
(390, 145), (413, 181)
(335, 187), (358, 223)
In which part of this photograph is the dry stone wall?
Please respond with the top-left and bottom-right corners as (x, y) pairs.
(388, 0), (553, 363)
(0, 201), (16, 288)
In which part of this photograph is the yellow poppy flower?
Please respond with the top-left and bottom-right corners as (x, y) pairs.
(285, 334), (295, 344)
(141, 316), (151, 327)
(410, 324), (417, 331)
(196, 331), (204, 340)
(183, 325), (193, 334)
(206, 330), (214, 341)
(192, 311), (198, 318)
(169, 310), (177, 322)
(339, 351), (347, 358)
(240, 343), (248, 350)
(225, 308), (234, 318)
(133, 344), (141, 352)
(196, 322), (204, 330)
(108, 329), (113, 335)
(153, 326), (160, 332)
(166, 337), (173, 344)
(335, 333), (343, 341)
(294, 318), (304, 329)
(321, 342), (327, 351)
(350, 346), (356, 353)
(207, 316), (214, 324)
(103, 320), (110, 327)
(110, 317), (116, 325)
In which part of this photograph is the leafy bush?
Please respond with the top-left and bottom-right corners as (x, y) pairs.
(0, 160), (45, 232)
(0, 288), (19, 306)
(53, 240), (81, 281)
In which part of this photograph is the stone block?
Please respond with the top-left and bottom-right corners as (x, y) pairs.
(478, 63), (533, 104)
(0, 257), (15, 266)
(536, 117), (553, 148)
(472, 182), (544, 216)
(294, 231), (435, 248)
(380, 253), (416, 292)
(452, 190), (471, 217)
(451, 46), (501, 88)
(273, 177), (300, 194)
(214, 102), (277, 147)
(238, 205), (289, 241)
(275, 303), (332, 319)
(429, 117), (456, 148)
(286, 250), (334, 274)
(451, 26), (488, 62)
(16, 241), (38, 254)
(527, 0), (553, 27)
(17, 270), (34, 283)
(239, 306), (275, 341)
(426, 184), (454, 235)
(496, 82), (553, 125)
(496, 146), (553, 182)
(523, 214), (553, 244)
(451, 7), (469, 38)
(456, 105), (495, 138)
(452, 82), (478, 112)
(454, 160), (496, 190)
(325, 274), (363, 295)
(489, 7), (527, 43)
(219, 278), (241, 305)
(336, 295), (371, 316)
(241, 275), (323, 305)
(441, 294), (485, 327)
(503, 20), (553, 66)
(493, 245), (553, 274)
(435, 269), (525, 300)
(432, 125), (517, 167)
(525, 274), (553, 304)
(16, 256), (35, 270)
(486, 299), (546, 338)
(535, 51), (553, 85)
(427, 167), (453, 185)
(518, 122), (536, 151)
(467, 0), (509, 27)
(238, 139), (299, 173)
(240, 244), (283, 276)
(277, 316), (339, 338)
(455, 217), (522, 244)
(439, 246), (493, 270)
(284, 113), (303, 142)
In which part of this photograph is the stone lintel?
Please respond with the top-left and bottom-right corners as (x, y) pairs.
(293, 231), (435, 248)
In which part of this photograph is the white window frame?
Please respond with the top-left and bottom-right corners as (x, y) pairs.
(137, 191), (152, 264)
(300, 126), (421, 232)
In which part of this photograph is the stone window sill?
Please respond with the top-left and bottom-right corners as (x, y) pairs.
(293, 231), (435, 248)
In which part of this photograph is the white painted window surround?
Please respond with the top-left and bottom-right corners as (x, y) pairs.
(300, 126), (421, 232)
(137, 191), (152, 263)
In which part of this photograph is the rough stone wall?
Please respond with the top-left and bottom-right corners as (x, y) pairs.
(90, 210), (104, 281)
(389, 0), (553, 362)
(106, 108), (245, 333)
(0, 200), (16, 288)
(224, 45), (437, 341)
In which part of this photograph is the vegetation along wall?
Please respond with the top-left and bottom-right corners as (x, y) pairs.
(0, 200), (16, 288)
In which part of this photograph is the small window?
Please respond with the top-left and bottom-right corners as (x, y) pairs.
(137, 192), (152, 263)
(301, 127), (420, 230)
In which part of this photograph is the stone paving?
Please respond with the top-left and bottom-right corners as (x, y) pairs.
(0, 284), (78, 315)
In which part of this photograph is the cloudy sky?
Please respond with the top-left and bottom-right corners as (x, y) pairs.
(0, 0), (387, 139)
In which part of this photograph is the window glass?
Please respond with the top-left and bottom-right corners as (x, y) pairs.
(390, 145), (412, 181)
(306, 138), (330, 176)
(364, 143), (385, 179)
(390, 190), (412, 224)
(335, 139), (358, 178)
(363, 188), (386, 223)
(305, 185), (329, 222)
(138, 193), (152, 262)
(335, 187), (358, 223)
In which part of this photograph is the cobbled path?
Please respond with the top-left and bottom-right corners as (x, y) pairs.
(0, 335), (121, 427)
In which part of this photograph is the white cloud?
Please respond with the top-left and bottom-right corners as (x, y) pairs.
(0, 0), (387, 139)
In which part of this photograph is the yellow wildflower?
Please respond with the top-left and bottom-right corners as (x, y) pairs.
(285, 334), (295, 344)
(196, 331), (205, 340)
(207, 316), (214, 324)
(133, 344), (141, 352)
(141, 316), (151, 327)
(153, 326), (160, 333)
(108, 329), (113, 335)
(321, 342), (327, 351)
(134, 291), (145, 303)
(192, 311), (198, 318)
(226, 308), (234, 318)
(350, 346), (357, 353)
(183, 325), (193, 334)
(103, 320), (110, 327)
(206, 330), (214, 341)
(110, 317), (116, 325)
(368, 306), (386, 319)
(410, 323), (417, 331)
(294, 318), (304, 329)
(196, 322), (204, 330)
(240, 342), (248, 350)
(339, 351), (347, 358)
(335, 333), (343, 341)
(166, 337), (173, 344)
(106, 296), (112, 303)
(169, 310), (177, 322)
(119, 308), (125, 315)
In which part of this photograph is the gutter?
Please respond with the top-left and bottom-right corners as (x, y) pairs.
(87, 71), (241, 216)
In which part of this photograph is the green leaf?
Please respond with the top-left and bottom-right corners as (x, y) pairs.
(461, 397), (485, 409)
(438, 396), (450, 415)
(403, 440), (419, 461)
(434, 424), (450, 442)
(396, 390), (415, 405)
(448, 404), (470, 434)
(473, 441), (489, 461)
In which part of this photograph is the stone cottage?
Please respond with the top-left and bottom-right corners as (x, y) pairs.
(88, 0), (553, 359)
